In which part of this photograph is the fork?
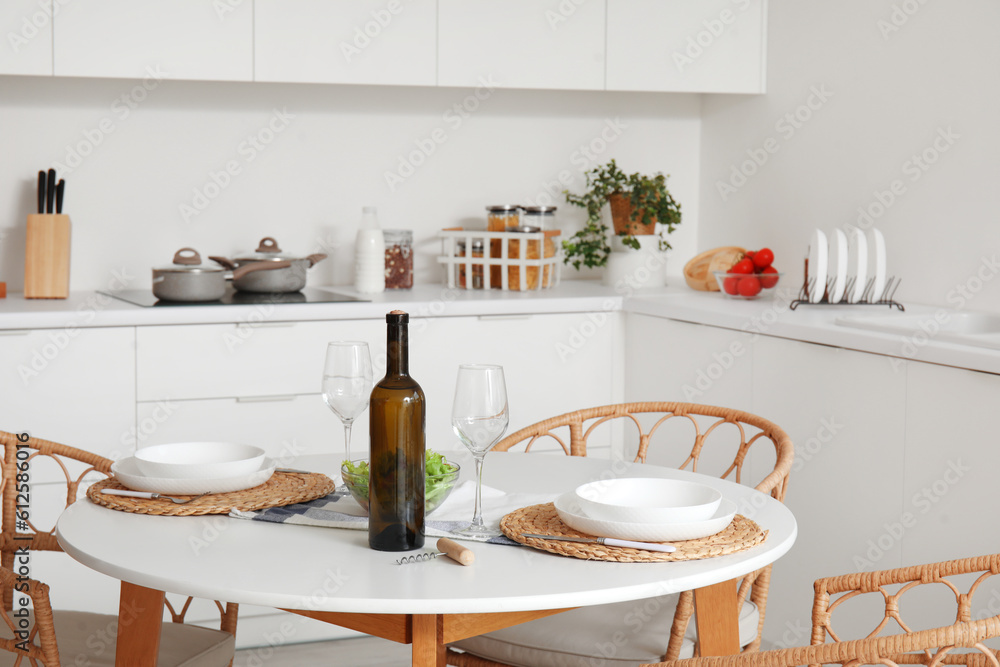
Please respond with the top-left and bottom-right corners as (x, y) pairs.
(100, 489), (210, 504)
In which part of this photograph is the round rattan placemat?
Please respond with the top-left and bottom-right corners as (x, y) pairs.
(501, 503), (767, 563)
(87, 472), (336, 516)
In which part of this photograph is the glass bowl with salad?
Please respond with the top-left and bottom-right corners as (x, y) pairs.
(340, 450), (461, 516)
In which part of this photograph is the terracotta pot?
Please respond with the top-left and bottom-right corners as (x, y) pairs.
(608, 193), (657, 237)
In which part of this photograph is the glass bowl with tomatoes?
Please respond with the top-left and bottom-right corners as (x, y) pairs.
(712, 248), (781, 299)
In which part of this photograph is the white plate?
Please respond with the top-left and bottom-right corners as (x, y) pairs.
(849, 227), (868, 303)
(808, 229), (828, 303)
(869, 228), (887, 301)
(111, 456), (276, 494)
(829, 229), (848, 304)
(554, 493), (738, 542)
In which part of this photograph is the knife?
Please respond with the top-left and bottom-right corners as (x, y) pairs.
(46, 168), (56, 214)
(37, 171), (45, 214)
(521, 534), (676, 553)
(55, 179), (65, 214)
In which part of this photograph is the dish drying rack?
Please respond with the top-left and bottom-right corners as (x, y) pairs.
(436, 228), (561, 291)
(790, 267), (904, 311)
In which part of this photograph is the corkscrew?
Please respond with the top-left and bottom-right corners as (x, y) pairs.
(396, 538), (475, 566)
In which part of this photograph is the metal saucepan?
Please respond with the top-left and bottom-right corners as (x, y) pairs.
(152, 248), (290, 302)
(210, 237), (327, 294)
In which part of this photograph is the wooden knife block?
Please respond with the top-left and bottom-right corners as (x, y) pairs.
(25, 214), (71, 299)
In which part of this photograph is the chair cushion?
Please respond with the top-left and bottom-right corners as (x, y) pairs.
(451, 595), (759, 667)
(0, 610), (234, 667)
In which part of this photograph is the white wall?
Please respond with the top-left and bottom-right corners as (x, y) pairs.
(699, 0), (1000, 312)
(0, 76), (701, 292)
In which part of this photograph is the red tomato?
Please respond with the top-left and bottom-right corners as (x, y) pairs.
(730, 258), (755, 275)
(722, 276), (741, 295)
(745, 250), (756, 260)
(753, 248), (774, 270)
(738, 276), (762, 297)
(759, 265), (779, 288)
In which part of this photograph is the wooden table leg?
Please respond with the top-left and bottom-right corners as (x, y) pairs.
(115, 581), (164, 667)
(412, 614), (446, 667)
(694, 578), (741, 656)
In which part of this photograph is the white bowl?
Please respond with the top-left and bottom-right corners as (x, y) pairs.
(112, 456), (276, 495)
(134, 442), (266, 480)
(573, 478), (723, 524)
(555, 493), (737, 542)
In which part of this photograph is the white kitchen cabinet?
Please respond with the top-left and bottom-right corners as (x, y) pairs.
(437, 0), (606, 91)
(751, 336), (906, 645)
(606, 0), (766, 93)
(0, 1), (53, 76)
(53, 0), (252, 81)
(0, 326), (135, 480)
(255, 0), (437, 86)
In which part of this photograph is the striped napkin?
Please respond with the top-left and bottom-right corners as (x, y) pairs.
(229, 480), (556, 545)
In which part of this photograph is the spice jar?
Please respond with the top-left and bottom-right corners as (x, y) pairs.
(455, 239), (485, 289)
(384, 229), (413, 289)
(520, 205), (557, 230)
(486, 205), (520, 231)
(507, 225), (557, 291)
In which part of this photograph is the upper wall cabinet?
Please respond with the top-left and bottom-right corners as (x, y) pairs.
(437, 0), (606, 91)
(53, 0), (252, 81)
(606, 0), (766, 94)
(255, 0), (436, 86)
(0, 1), (53, 75)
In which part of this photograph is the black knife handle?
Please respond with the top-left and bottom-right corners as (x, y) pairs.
(37, 171), (45, 214)
(55, 179), (65, 214)
(46, 169), (56, 214)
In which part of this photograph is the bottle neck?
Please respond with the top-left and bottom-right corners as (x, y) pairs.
(386, 322), (408, 376)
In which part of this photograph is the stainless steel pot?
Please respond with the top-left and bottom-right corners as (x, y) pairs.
(152, 248), (288, 302)
(211, 237), (327, 294)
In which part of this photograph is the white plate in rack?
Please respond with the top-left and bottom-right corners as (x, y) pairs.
(849, 227), (868, 303)
(808, 229), (828, 303)
(870, 228), (887, 301)
(829, 229), (849, 304)
(554, 493), (737, 542)
(111, 456), (276, 495)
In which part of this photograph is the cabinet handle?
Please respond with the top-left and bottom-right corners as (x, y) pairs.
(476, 314), (532, 321)
(0, 330), (31, 336)
(235, 395), (297, 403)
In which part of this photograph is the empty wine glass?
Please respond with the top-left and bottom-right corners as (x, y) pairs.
(451, 364), (509, 537)
(322, 341), (373, 463)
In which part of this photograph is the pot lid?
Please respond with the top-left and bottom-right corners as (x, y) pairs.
(234, 236), (300, 262)
(155, 248), (224, 273)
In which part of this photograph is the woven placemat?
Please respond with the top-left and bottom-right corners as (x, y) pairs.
(87, 472), (336, 516)
(501, 503), (767, 563)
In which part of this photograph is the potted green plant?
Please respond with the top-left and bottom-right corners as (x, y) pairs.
(562, 160), (682, 270)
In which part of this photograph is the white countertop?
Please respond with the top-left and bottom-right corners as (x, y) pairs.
(3, 280), (999, 375)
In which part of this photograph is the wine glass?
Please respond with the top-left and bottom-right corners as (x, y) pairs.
(322, 341), (374, 463)
(451, 364), (509, 537)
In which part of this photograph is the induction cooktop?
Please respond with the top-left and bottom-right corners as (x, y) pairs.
(100, 287), (367, 308)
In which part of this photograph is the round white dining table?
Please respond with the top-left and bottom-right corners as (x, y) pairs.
(56, 453), (797, 667)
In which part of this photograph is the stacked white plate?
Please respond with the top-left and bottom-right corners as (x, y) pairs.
(808, 228), (889, 304)
(554, 478), (737, 542)
(113, 442), (276, 494)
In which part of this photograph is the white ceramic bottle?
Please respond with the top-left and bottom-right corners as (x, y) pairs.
(354, 206), (385, 294)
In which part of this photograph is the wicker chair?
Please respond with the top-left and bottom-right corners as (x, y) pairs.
(446, 402), (794, 667)
(0, 430), (239, 667)
(644, 552), (1000, 667)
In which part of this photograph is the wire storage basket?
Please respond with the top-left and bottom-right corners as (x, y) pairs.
(437, 228), (561, 291)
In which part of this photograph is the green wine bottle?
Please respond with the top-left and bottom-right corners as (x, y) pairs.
(368, 310), (426, 551)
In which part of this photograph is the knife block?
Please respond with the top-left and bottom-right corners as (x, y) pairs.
(25, 214), (71, 299)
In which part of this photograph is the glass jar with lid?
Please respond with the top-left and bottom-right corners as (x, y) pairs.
(485, 205), (521, 231)
(384, 229), (413, 289)
(520, 206), (557, 230)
